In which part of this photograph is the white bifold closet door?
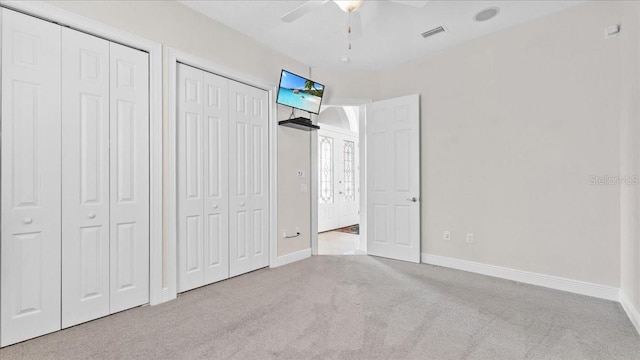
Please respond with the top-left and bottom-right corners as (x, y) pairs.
(61, 27), (111, 328)
(61, 27), (149, 328)
(0, 8), (62, 347)
(177, 63), (268, 291)
(1, 10), (150, 345)
(228, 81), (269, 277)
(109, 41), (150, 314)
(177, 64), (230, 292)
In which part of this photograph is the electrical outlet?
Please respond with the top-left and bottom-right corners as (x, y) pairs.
(605, 24), (620, 38)
(466, 233), (474, 244)
(295, 227), (300, 234)
(443, 231), (450, 241)
(282, 231), (287, 238)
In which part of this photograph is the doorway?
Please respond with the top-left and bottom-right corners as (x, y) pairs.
(316, 106), (365, 255)
(311, 94), (421, 263)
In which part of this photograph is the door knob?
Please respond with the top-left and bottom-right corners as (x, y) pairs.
(407, 197), (418, 203)
(23, 218), (33, 224)
(213, 204), (219, 209)
(240, 202), (246, 207)
(88, 213), (96, 219)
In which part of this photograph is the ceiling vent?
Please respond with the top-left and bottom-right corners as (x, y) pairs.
(421, 26), (446, 39)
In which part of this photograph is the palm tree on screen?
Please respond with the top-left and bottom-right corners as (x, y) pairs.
(304, 79), (322, 97)
(304, 79), (315, 91)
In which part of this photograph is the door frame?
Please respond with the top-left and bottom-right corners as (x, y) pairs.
(0, 1), (165, 304)
(312, 99), (371, 255)
(167, 48), (278, 298)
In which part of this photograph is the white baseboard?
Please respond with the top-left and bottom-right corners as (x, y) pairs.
(620, 292), (640, 335)
(421, 253), (620, 301)
(271, 248), (312, 268)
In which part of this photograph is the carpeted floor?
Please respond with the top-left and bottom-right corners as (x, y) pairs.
(1, 256), (639, 359)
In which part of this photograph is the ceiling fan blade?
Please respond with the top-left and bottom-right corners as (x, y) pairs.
(281, 0), (330, 23)
(350, 11), (363, 40)
(388, 0), (429, 8)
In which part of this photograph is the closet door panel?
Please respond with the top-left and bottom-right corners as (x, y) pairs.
(229, 86), (251, 277)
(61, 27), (111, 328)
(177, 64), (205, 292)
(203, 72), (229, 284)
(109, 42), (150, 313)
(229, 82), (268, 277)
(249, 86), (269, 269)
(1, 8), (62, 346)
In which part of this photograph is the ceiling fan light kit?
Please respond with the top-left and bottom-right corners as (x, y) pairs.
(333, 0), (365, 13)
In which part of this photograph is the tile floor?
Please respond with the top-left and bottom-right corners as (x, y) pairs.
(318, 230), (365, 255)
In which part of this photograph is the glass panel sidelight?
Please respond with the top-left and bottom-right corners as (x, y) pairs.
(319, 135), (334, 204)
(343, 140), (355, 202)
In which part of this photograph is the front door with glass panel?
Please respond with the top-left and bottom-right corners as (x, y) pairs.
(318, 126), (359, 232)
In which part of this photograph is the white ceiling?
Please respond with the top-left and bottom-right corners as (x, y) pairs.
(179, 0), (582, 71)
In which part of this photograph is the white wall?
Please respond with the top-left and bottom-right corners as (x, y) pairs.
(277, 112), (312, 256)
(619, 0), (640, 330)
(311, 68), (379, 104)
(49, 0), (305, 82)
(378, 1), (626, 287)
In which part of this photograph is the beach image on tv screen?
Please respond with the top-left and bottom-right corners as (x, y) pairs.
(277, 71), (324, 114)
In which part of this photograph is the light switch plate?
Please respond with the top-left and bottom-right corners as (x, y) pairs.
(466, 233), (474, 244)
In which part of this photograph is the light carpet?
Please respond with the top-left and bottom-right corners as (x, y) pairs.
(1, 255), (639, 359)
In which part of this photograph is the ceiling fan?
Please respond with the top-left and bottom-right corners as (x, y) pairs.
(282, 0), (428, 50)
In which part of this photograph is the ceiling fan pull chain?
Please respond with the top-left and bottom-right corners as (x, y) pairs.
(347, 10), (352, 50)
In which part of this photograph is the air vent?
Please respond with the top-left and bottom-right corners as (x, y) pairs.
(421, 26), (446, 39)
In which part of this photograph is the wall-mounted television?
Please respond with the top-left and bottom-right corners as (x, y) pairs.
(276, 69), (325, 115)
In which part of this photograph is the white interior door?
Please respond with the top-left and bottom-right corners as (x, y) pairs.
(177, 63), (230, 292)
(202, 71), (230, 285)
(1, 8), (62, 346)
(365, 94), (420, 263)
(177, 64), (205, 292)
(109, 42), (150, 313)
(318, 127), (359, 232)
(61, 27), (111, 328)
(229, 81), (269, 277)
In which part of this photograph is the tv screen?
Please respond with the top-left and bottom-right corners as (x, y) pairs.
(276, 70), (325, 115)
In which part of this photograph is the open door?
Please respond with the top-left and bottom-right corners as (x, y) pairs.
(365, 94), (420, 263)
